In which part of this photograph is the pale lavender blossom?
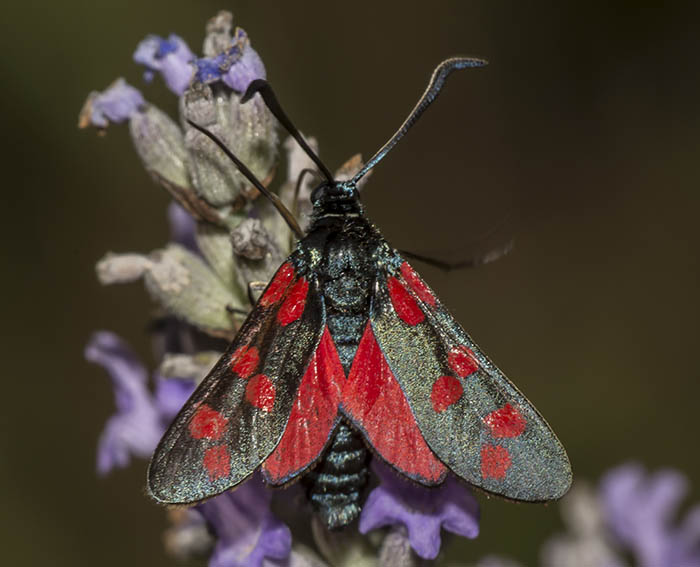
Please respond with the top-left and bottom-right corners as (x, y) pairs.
(87, 329), (296, 565)
(197, 474), (292, 567)
(79, 78), (144, 128)
(154, 374), (197, 420)
(85, 331), (194, 474)
(539, 481), (624, 567)
(359, 461), (480, 560)
(222, 44), (266, 92)
(133, 34), (195, 95)
(601, 463), (700, 567)
(167, 201), (198, 253)
(194, 28), (265, 92)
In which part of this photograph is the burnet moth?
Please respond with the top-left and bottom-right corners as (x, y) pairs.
(147, 57), (572, 529)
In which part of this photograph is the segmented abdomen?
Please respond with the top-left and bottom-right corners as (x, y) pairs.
(304, 421), (369, 529)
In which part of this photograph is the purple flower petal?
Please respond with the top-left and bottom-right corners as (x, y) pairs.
(153, 374), (195, 421)
(197, 474), (291, 567)
(167, 201), (198, 253)
(222, 46), (266, 92)
(85, 331), (163, 474)
(359, 461), (479, 560)
(194, 54), (227, 84)
(80, 78), (144, 128)
(134, 34), (195, 95)
(601, 463), (700, 567)
(194, 28), (265, 92)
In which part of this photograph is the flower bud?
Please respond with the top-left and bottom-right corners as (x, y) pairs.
(231, 218), (270, 260)
(181, 82), (277, 208)
(194, 221), (237, 290)
(143, 244), (242, 335)
(96, 252), (152, 284)
(129, 104), (191, 191)
(231, 218), (284, 295)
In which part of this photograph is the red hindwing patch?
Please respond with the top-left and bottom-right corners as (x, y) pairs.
(400, 262), (437, 306)
(277, 277), (309, 326)
(245, 374), (276, 412)
(484, 404), (527, 438)
(203, 445), (231, 481)
(430, 375), (463, 413)
(343, 322), (446, 483)
(260, 262), (295, 307)
(189, 404), (228, 440)
(480, 444), (511, 480)
(264, 327), (345, 483)
(387, 276), (425, 326)
(448, 345), (479, 378)
(230, 345), (260, 379)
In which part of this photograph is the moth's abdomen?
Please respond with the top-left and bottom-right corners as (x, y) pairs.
(305, 421), (369, 529)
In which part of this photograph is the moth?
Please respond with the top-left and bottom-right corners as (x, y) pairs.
(148, 57), (572, 529)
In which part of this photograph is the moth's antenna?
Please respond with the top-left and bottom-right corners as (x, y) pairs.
(352, 57), (488, 184)
(242, 80), (335, 183)
(187, 120), (304, 239)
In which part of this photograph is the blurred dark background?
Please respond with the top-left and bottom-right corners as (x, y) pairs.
(2, 1), (699, 565)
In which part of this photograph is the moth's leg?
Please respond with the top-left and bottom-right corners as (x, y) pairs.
(400, 240), (514, 272)
(226, 304), (249, 316)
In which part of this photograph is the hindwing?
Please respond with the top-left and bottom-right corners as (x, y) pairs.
(148, 259), (329, 504)
(368, 257), (572, 501)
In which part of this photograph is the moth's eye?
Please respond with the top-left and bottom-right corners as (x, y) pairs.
(310, 184), (328, 203)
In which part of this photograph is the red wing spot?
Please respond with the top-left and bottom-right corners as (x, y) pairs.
(230, 345), (260, 379)
(400, 262), (437, 307)
(430, 375), (463, 413)
(484, 404), (527, 438)
(277, 277), (309, 326)
(189, 404), (229, 440)
(387, 276), (425, 326)
(203, 445), (230, 481)
(481, 444), (511, 480)
(260, 263), (295, 307)
(245, 374), (276, 412)
(448, 345), (479, 378)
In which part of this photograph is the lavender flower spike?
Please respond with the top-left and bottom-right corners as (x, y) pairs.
(197, 474), (292, 567)
(78, 78), (144, 129)
(602, 463), (700, 567)
(85, 331), (164, 474)
(134, 34), (195, 95)
(359, 462), (480, 560)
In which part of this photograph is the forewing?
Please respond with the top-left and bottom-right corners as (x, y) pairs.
(148, 260), (324, 504)
(370, 258), (572, 501)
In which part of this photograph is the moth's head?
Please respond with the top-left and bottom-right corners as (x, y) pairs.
(311, 181), (362, 215)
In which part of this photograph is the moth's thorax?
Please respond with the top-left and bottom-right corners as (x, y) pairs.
(310, 181), (363, 220)
(298, 209), (385, 372)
